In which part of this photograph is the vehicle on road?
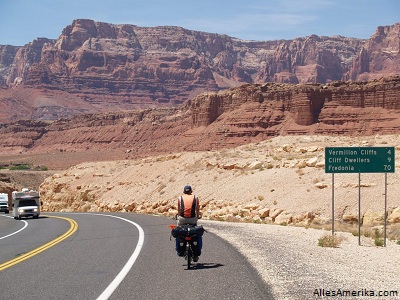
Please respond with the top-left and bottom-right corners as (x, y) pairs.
(12, 188), (41, 220)
(170, 224), (205, 269)
(0, 193), (9, 214)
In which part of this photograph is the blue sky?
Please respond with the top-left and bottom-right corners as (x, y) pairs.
(1, 0), (399, 46)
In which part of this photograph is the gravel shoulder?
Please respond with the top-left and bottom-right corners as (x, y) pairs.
(201, 220), (400, 300)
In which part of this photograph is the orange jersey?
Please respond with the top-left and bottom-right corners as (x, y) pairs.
(178, 194), (199, 218)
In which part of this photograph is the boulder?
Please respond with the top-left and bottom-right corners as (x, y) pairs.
(388, 207), (400, 223)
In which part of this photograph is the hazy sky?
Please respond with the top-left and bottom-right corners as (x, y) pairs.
(1, 0), (399, 46)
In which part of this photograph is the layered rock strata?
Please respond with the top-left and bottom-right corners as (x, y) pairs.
(0, 20), (398, 122)
(0, 76), (398, 156)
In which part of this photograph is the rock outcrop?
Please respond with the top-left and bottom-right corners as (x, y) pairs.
(0, 76), (399, 156)
(38, 135), (400, 230)
(0, 20), (399, 122)
(348, 23), (400, 81)
(0, 45), (20, 86)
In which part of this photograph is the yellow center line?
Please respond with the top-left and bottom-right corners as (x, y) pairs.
(0, 215), (78, 271)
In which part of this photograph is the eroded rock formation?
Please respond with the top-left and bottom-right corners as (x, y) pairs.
(0, 20), (398, 122)
(0, 76), (399, 156)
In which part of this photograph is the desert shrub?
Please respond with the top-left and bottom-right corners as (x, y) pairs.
(318, 234), (344, 248)
(9, 164), (31, 170)
(375, 238), (384, 247)
(373, 228), (384, 247)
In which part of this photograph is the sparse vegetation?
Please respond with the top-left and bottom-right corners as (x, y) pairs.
(34, 165), (48, 171)
(375, 238), (384, 247)
(4, 163), (49, 171)
(322, 223), (400, 246)
(373, 228), (384, 247)
(318, 234), (344, 247)
(9, 164), (32, 170)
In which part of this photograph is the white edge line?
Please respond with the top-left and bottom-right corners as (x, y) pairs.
(61, 212), (144, 300)
(96, 214), (145, 300)
(0, 215), (28, 240)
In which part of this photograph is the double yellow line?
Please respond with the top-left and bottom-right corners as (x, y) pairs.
(0, 215), (78, 271)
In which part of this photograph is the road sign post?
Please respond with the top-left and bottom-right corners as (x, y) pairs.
(325, 147), (395, 246)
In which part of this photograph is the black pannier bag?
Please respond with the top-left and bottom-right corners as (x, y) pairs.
(176, 235), (201, 256)
(171, 225), (205, 238)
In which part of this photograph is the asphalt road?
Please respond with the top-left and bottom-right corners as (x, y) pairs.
(0, 212), (273, 300)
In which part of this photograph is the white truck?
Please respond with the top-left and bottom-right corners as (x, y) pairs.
(0, 193), (9, 214)
(12, 188), (41, 220)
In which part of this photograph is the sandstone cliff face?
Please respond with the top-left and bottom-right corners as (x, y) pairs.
(0, 45), (20, 85)
(6, 20), (366, 89)
(0, 76), (398, 156)
(348, 23), (400, 81)
(7, 38), (54, 86)
(188, 76), (400, 134)
(5, 20), (400, 122)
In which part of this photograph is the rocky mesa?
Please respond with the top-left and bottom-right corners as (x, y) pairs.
(0, 76), (399, 157)
(0, 20), (399, 122)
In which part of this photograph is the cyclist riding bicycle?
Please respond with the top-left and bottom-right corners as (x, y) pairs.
(176, 185), (202, 261)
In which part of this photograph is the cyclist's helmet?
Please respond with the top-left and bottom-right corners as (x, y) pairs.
(183, 185), (192, 194)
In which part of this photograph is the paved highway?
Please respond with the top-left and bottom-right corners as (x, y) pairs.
(0, 212), (273, 300)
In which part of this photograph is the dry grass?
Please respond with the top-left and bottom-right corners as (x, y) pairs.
(318, 234), (345, 247)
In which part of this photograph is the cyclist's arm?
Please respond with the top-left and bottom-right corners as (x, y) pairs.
(177, 197), (181, 215)
(196, 196), (200, 218)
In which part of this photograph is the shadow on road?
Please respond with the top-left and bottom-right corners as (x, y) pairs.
(185, 262), (224, 270)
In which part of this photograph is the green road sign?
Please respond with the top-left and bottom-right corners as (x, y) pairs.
(325, 147), (395, 173)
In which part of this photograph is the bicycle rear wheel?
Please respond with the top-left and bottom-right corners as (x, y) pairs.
(187, 246), (192, 269)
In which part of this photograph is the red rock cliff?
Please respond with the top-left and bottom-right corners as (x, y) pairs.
(0, 20), (398, 124)
(0, 76), (398, 156)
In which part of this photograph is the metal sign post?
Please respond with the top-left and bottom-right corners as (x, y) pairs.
(384, 173), (387, 247)
(331, 173), (334, 236)
(358, 173), (361, 246)
(325, 147), (395, 246)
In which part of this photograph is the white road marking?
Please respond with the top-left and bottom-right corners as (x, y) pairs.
(63, 212), (144, 300)
(96, 214), (144, 300)
(0, 215), (28, 240)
